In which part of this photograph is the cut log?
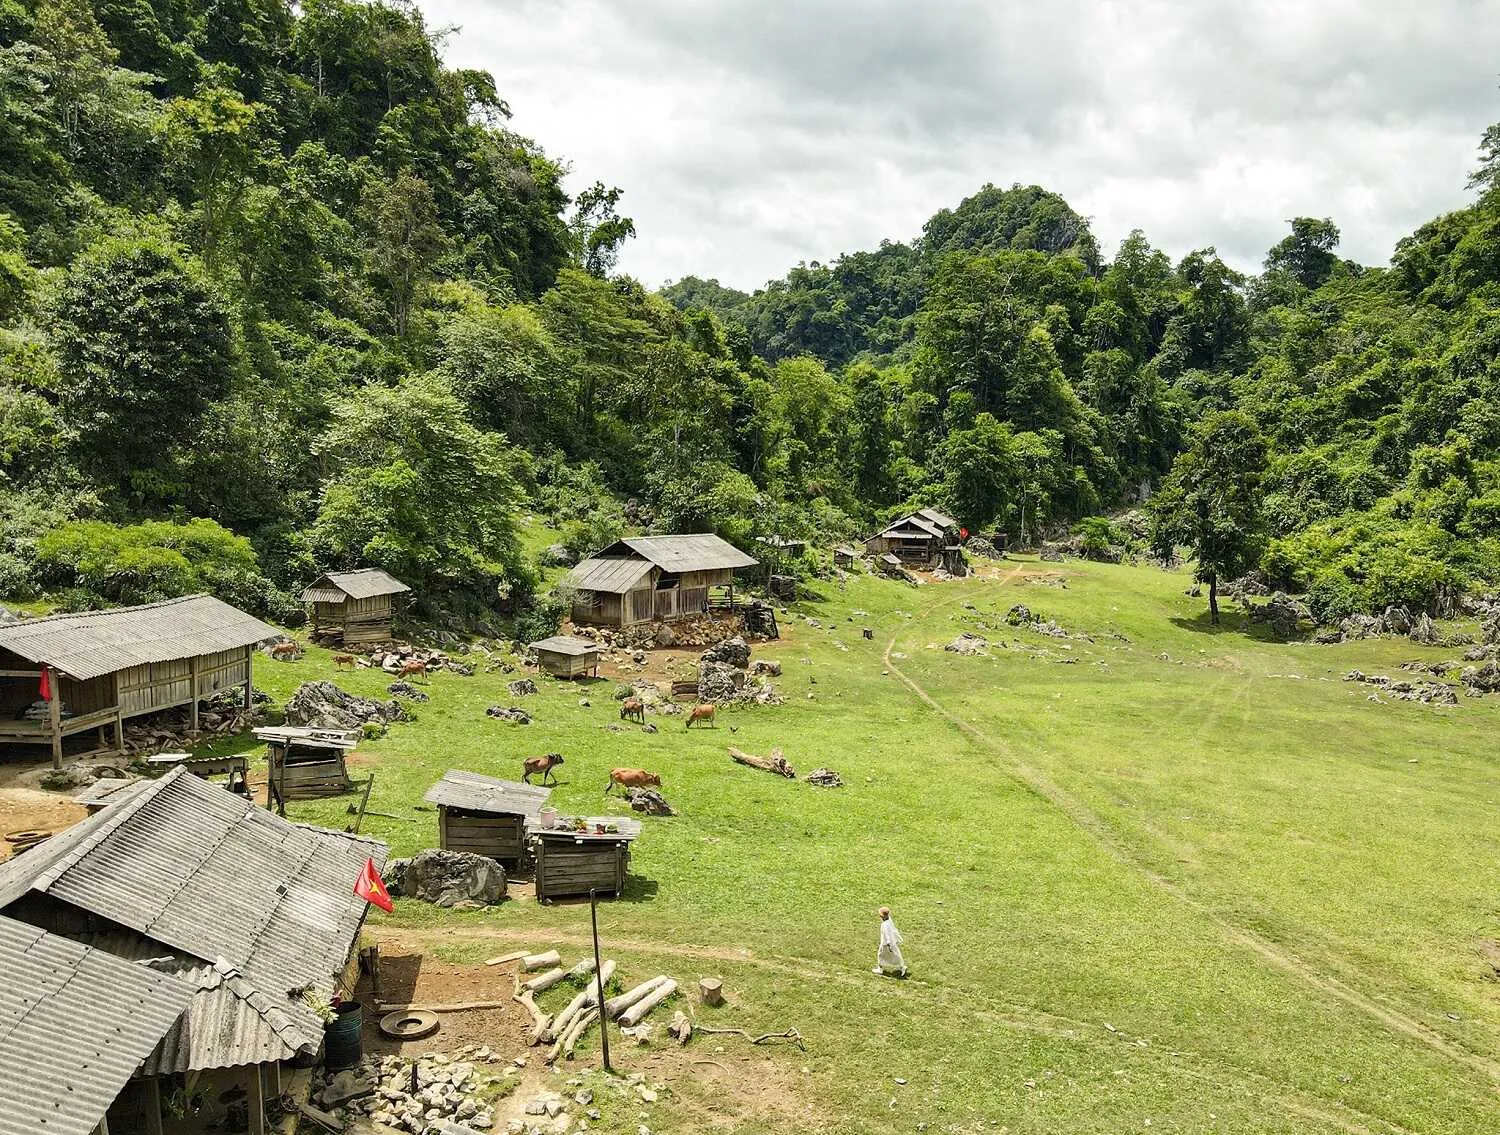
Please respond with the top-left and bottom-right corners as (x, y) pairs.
(619, 979), (678, 1026)
(566, 958), (597, 981)
(728, 746), (795, 778)
(546, 959), (615, 1040)
(514, 990), (550, 1045)
(521, 950), (561, 972)
(546, 1007), (597, 1064)
(523, 967), (568, 994)
(669, 1009), (693, 1045)
(603, 976), (671, 1020)
(376, 1000), (511, 1013)
(484, 950), (529, 967)
(698, 977), (724, 1006)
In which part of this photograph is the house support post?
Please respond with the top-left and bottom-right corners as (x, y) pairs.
(243, 645), (254, 710)
(246, 1064), (266, 1135)
(188, 655), (200, 735)
(48, 672), (62, 769)
(143, 1078), (164, 1135)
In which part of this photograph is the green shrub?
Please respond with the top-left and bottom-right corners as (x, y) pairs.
(513, 591), (568, 644)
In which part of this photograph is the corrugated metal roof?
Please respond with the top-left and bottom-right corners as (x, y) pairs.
(71, 778), (149, 808)
(73, 933), (323, 1075)
(424, 770), (551, 817)
(563, 557), (655, 595)
(0, 916), (193, 1135)
(0, 769), (386, 1072)
(301, 568), (410, 602)
(916, 507), (957, 529)
(530, 635), (599, 657)
(612, 535), (759, 573)
(0, 595), (280, 681)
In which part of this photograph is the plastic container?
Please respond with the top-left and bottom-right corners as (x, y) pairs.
(324, 1000), (363, 1069)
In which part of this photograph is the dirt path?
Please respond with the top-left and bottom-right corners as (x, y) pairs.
(880, 571), (1500, 1089)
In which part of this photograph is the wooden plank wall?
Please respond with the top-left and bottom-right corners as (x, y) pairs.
(196, 647), (247, 698)
(439, 808), (526, 862)
(118, 658), (192, 718)
(535, 840), (628, 900)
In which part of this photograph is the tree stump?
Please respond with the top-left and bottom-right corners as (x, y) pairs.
(698, 977), (724, 1007)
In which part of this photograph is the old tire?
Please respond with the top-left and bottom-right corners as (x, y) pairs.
(379, 1009), (440, 1041)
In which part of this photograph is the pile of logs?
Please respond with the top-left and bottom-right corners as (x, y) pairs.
(508, 950), (679, 1065)
(729, 746), (796, 778)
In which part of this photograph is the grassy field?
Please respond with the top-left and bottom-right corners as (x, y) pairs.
(236, 556), (1500, 1134)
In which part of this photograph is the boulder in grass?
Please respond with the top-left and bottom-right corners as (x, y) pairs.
(507, 678), (538, 697)
(383, 849), (506, 907)
(284, 681), (404, 730)
(804, 767), (844, 788)
(627, 787), (675, 815)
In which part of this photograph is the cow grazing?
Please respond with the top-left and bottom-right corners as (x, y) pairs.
(270, 642), (299, 660)
(605, 767), (661, 795)
(523, 753), (565, 785)
(619, 697), (645, 724)
(684, 703), (717, 729)
(398, 659), (428, 682)
(333, 654), (356, 670)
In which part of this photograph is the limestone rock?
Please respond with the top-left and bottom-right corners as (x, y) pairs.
(627, 787), (674, 815)
(383, 849), (506, 907)
(285, 680), (405, 731)
(508, 678), (539, 697)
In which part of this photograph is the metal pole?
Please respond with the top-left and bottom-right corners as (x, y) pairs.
(590, 888), (612, 1073)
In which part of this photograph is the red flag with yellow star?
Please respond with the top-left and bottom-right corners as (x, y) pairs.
(354, 857), (393, 913)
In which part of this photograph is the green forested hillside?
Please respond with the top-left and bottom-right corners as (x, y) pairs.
(2, 0), (1499, 625)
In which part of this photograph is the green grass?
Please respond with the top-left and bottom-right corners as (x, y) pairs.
(240, 559), (1500, 1134)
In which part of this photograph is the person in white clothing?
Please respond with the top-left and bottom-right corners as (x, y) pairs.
(873, 906), (908, 977)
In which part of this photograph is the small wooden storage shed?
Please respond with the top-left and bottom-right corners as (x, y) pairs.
(864, 507), (960, 568)
(562, 535), (758, 628)
(302, 568), (411, 647)
(255, 725), (359, 812)
(424, 770), (551, 866)
(531, 818), (642, 901)
(531, 635), (600, 679)
(0, 595), (276, 768)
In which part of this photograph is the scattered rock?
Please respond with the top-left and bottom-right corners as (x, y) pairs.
(1243, 592), (1310, 639)
(1343, 669), (1458, 706)
(486, 706), (531, 725)
(508, 678), (539, 697)
(944, 632), (987, 656)
(387, 680), (429, 702)
(750, 659), (782, 677)
(804, 767), (843, 787)
(627, 787), (674, 815)
(383, 849), (506, 907)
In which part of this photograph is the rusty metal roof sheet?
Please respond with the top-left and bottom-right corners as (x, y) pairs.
(530, 635), (599, 657)
(0, 769), (386, 1071)
(0, 916), (193, 1135)
(301, 568), (410, 602)
(563, 557), (655, 595)
(0, 595), (280, 681)
(424, 770), (551, 817)
(612, 535), (759, 573)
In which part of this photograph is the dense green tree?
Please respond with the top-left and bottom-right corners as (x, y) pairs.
(1264, 217), (1342, 290)
(1150, 410), (1269, 623)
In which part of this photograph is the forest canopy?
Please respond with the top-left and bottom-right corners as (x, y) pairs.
(3, 0), (1500, 624)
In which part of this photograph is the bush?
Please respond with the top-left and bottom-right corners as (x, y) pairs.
(34, 517), (294, 616)
(512, 591), (568, 644)
(1074, 516), (1118, 559)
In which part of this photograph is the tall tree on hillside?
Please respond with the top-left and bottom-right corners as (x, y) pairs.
(53, 236), (233, 502)
(1150, 410), (1269, 624)
(361, 170), (447, 337)
(1264, 217), (1341, 290)
(570, 181), (636, 277)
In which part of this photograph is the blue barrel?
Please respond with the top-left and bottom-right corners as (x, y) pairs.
(324, 1000), (363, 1069)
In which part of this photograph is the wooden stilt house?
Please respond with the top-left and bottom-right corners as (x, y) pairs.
(302, 568), (411, 647)
(0, 595), (277, 768)
(562, 535), (758, 628)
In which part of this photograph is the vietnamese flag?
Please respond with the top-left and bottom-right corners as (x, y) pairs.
(354, 857), (393, 913)
(38, 666), (51, 703)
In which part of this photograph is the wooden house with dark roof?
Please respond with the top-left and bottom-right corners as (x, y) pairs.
(864, 507), (961, 568)
(0, 595), (277, 767)
(301, 568), (410, 647)
(561, 535), (758, 628)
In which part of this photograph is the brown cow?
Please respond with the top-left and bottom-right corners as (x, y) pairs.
(619, 697), (645, 724)
(398, 659), (428, 682)
(605, 767), (661, 796)
(684, 703), (716, 729)
(332, 654), (356, 670)
(523, 753), (565, 786)
(270, 642), (299, 660)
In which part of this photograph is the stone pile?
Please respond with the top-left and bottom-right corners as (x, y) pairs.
(318, 1049), (502, 1133)
(695, 636), (782, 705)
(285, 681), (405, 732)
(382, 849), (506, 908)
(1243, 592), (1310, 639)
(1004, 604), (1086, 641)
(944, 632), (987, 656)
(1343, 669), (1459, 706)
(507, 678), (538, 697)
(1460, 660), (1500, 697)
(120, 687), (271, 753)
(965, 537), (1001, 558)
(486, 706), (531, 725)
(627, 787), (674, 815)
(388, 681), (430, 702)
(353, 644), (476, 677)
(804, 767), (844, 787)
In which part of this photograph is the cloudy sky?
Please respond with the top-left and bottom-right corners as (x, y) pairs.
(427, 0), (1500, 292)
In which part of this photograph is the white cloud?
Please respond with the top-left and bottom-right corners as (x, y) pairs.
(427, 0), (1500, 290)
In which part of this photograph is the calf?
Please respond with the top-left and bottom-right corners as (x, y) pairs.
(684, 703), (717, 729)
(619, 697), (645, 724)
(270, 642), (299, 660)
(332, 654), (356, 670)
(523, 753), (565, 786)
(398, 658), (428, 682)
(605, 767), (661, 796)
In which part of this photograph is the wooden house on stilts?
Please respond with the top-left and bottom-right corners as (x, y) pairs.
(302, 568), (411, 647)
(561, 535), (758, 628)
